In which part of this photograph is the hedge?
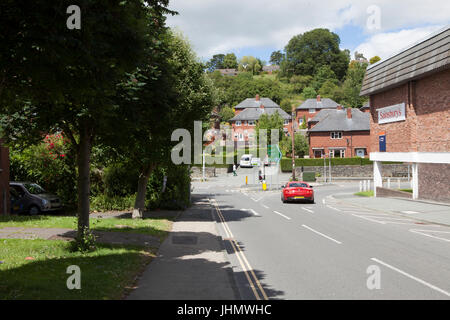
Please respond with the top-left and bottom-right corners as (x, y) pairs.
(281, 157), (373, 172)
(302, 172), (316, 182)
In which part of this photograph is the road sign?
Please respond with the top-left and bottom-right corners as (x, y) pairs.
(268, 144), (282, 163)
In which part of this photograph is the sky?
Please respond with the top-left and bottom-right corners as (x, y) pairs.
(165, 0), (449, 64)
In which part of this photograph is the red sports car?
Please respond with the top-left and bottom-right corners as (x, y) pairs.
(281, 181), (314, 203)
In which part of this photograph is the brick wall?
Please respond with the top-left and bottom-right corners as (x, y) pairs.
(296, 109), (318, 126)
(0, 140), (10, 215)
(370, 69), (450, 153)
(418, 163), (450, 203)
(309, 131), (370, 158)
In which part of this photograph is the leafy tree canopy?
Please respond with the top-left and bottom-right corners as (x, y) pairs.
(369, 56), (381, 65)
(270, 50), (284, 65)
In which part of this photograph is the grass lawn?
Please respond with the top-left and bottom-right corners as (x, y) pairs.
(0, 215), (173, 241)
(399, 188), (413, 193)
(354, 191), (374, 197)
(0, 239), (154, 299)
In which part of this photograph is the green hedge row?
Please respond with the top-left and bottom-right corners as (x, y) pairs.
(280, 157), (373, 172)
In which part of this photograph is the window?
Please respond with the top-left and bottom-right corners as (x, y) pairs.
(355, 148), (366, 157)
(248, 120), (255, 126)
(330, 132), (343, 139)
(309, 108), (315, 114)
(284, 120), (289, 125)
(235, 121), (241, 126)
(330, 149), (345, 158)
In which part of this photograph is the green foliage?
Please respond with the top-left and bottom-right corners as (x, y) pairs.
(206, 53), (226, 72)
(103, 163), (139, 197)
(255, 112), (285, 146)
(341, 60), (369, 108)
(280, 98), (293, 113)
(369, 56), (381, 65)
(280, 157), (373, 171)
(300, 115), (307, 129)
(9, 133), (77, 210)
(318, 79), (340, 99)
(289, 75), (313, 94)
(90, 194), (136, 211)
(280, 134), (309, 158)
(223, 53), (238, 69)
(270, 50), (284, 65)
(312, 65), (338, 91)
(219, 106), (235, 122)
(282, 28), (350, 80)
(238, 56), (262, 75)
(70, 226), (97, 253)
(302, 87), (317, 99)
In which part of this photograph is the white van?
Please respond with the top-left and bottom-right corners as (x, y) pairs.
(239, 154), (253, 168)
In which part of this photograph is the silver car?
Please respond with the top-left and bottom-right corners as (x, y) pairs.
(10, 182), (63, 215)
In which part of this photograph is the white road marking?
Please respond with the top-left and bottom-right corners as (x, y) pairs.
(326, 205), (342, 212)
(401, 211), (420, 214)
(322, 199), (326, 204)
(409, 229), (450, 243)
(301, 225), (342, 244)
(352, 214), (386, 224)
(241, 208), (260, 216)
(301, 207), (314, 214)
(273, 211), (291, 220)
(261, 204), (269, 209)
(371, 258), (450, 297)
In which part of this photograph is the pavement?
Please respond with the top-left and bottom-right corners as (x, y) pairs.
(126, 194), (239, 300)
(332, 193), (450, 227)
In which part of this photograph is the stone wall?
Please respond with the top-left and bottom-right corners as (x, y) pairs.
(190, 166), (231, 178)
(295, 164), (410, 178)
(419, 163), (450, 203)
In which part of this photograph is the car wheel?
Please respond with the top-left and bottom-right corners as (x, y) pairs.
(29, 205), (40, 216)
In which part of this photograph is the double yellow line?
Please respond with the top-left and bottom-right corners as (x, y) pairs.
(210, 198), (268, 300)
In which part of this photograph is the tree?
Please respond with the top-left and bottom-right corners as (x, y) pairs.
(318, 79), (340, 99)
(270, 50), (284, 65)
(283, 28), (350, 80)
(289, 75), (313, 94)
(302, 87), (317, 99)
(255, 112), (285, 146)
(223, 53), (238, 69)
(0, 0), (173, 247)
(341, 60), (368, 108)
(370, 56), (381, 65)
(311, 65), (338, 91)
(280, 133), (309, 158)
(280, 98), (293, 114)
(238, 56), (262, 75)
(206, 54), (226, 72)
(219, 106), (235, 122)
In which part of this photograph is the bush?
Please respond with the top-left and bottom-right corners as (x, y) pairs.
(280, 157), (373, 172)
(90, 194), (136, 211)
(302, 172), (316, 182)
(102, 162), (139, 197)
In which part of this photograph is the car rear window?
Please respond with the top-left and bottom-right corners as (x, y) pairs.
(289, 183), (309, 188)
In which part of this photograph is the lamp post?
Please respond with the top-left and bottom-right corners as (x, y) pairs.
(291, 105), (296, 180)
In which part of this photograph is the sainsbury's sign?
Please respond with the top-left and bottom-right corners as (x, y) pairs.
(378, 103), (406, 124)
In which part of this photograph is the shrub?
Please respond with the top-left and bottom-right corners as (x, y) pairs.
(90, 194), (136, 211)
(103, 162), (139, 197)
(302, 172), (316, 182)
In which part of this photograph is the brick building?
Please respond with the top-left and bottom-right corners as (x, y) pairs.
(360, 25), (450, 202)
(230, 95), (292, 143)
(295, 95), (339, 129)
(0, 139), (10, 215)
(308, 106), (370, 158)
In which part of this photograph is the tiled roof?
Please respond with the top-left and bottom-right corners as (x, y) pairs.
(230, 107), (291, 121)
(308, 108), (369, 132)
(296, 98), (339, 110)
(234, 97), (280, 109)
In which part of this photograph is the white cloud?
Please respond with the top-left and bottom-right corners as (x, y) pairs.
(165, 0), (450, 59)
(354, 25), (445, 60)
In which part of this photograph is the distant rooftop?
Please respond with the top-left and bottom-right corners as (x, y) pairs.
(308, 108), (369, 132)
(234, 95), (280, 109)
(297, 96), (339, 110)
(230, 107), (291, 121)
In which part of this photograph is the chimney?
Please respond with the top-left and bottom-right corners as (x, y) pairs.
(337, 105), (343, 110)
(347, 108), (352, 119)
(255, 94), (260, 101)
(316, 95), (321, 102)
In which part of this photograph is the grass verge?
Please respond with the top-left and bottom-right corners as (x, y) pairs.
(0, 239), (154, 299)
(354, 191), (374, 197)
(0, 215), (173, 241)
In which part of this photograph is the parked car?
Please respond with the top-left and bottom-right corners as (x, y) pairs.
(9, 182), (63, 215)
(281, 181), (314, 203)
(239, 154), (253, 168)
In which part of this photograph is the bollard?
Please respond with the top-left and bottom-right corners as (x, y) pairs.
(387, 178), (391, 189)
(245, 176), (248, 185)
(397, 179), (401, 189)
(359, 181), (362, 192)
(368, 180), (371, 191)
(262, 180), (267, 191)
(363, 180), (367, 192)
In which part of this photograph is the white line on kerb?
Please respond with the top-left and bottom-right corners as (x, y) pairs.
(409, 229), (450, 243)
(301, 225), (342, 244)
(301, 207), (314, 214)
(371, 258), (450, 297)
(273, 211), (291, 220)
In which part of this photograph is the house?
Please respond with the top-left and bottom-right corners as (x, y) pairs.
(360, 25), (450, 202)
(359, 102), (370, 113)
(308, 106), (370, 158)
(296, 95), (340, 129)
(262, 65), (280, 74)
(0, 139), (10, 215)
(217, 68), (238, 76)
(230, 95), (292, 143)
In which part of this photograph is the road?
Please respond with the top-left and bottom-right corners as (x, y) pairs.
(192, 169), (450, 300)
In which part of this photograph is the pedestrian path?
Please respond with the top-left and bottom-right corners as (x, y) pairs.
(126, 194), (238, 300)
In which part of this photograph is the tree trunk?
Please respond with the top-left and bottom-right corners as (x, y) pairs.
(77, 123), (92, 238)
(132, 164), (154, 219)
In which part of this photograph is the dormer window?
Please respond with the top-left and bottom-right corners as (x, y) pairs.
(309, 108), (315, 114)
